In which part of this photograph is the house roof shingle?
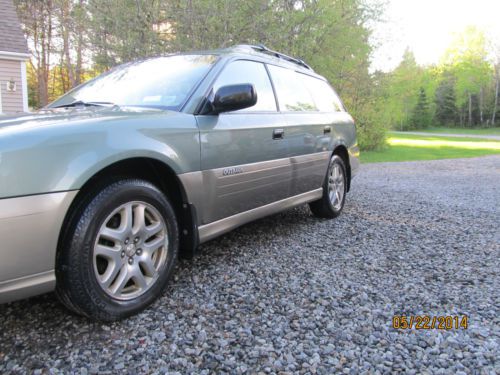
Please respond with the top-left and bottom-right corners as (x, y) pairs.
(0, 0), (29, 55)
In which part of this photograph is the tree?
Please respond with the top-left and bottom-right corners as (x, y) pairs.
(88, 0), (168, 70)
(58, 0), (87, 88)
(385, 49), (423, 130)
(442, 26), (492, 127)
(15, 0), (90, 107)
(434, 72), (458, 126)
(15, 0), (55, 107)
(489, 40), (500, 126)
(492, 64), (499, 126)
(410, 87), (431, 129)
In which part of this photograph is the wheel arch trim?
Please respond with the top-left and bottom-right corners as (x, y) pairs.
(57, 156), (200, 264)
(331, 143), (351, 191)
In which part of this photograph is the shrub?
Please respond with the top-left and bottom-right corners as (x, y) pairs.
(353, 106), (389, 151)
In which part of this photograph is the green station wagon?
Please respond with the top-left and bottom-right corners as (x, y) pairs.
(0, 45), (359, 320)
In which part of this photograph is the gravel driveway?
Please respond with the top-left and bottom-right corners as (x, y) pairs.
(1, 156), (499, 374)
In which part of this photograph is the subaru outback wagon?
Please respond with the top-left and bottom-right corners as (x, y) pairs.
(0, 45), (359, 320)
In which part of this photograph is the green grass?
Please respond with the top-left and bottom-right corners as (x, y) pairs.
(361, 133), (500, 163)
(416, 127), (500, 136)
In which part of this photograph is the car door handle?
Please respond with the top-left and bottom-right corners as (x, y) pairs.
(273, 128), (285, 139)
(324, 126), (331, 134)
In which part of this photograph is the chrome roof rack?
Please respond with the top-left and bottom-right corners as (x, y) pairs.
(233, 44), (312, 71)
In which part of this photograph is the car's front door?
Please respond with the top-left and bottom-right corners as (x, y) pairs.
(195, 60), (291, 225)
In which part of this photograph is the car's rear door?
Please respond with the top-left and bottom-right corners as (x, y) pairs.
(195, 60), (291, 224)
(266, 65), (332, 196)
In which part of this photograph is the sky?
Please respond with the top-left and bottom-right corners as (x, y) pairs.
(370, 0), (500, 72)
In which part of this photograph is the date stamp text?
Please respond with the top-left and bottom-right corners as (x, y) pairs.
(392, 315), (468, 330)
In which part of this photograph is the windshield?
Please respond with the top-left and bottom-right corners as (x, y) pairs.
(48, 54), (218, 111)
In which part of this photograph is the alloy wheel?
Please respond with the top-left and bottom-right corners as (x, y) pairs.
(93, 201), (168, 300)
(328, 163), (345, 210)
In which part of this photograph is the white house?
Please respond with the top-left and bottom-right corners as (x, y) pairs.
(0, 0), (29, 114)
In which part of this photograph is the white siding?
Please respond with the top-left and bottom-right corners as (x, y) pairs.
(0, 58), (24, 114)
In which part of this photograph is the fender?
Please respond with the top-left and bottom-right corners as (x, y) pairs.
(0, 109), (201, 199)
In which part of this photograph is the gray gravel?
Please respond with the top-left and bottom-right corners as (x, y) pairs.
(1, 156), (499, 374)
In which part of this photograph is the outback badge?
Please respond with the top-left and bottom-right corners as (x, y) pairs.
(222, 166), (244, 176)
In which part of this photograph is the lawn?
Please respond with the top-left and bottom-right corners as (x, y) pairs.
(361, 133), (500, 163)
(420, 127), (500, 136)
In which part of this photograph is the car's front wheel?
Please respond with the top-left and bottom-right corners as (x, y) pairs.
(56, 179), (178, 321)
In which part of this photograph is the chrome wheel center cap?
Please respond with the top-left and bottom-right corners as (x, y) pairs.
(125, 243), (135, 257)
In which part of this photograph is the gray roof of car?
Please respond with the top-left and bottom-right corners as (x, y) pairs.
(193, 44), (326, 80)
(110, 45), (326, 81)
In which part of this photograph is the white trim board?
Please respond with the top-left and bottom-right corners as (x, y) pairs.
(0, 51), (30, 61)
(20, 60), (28, 112)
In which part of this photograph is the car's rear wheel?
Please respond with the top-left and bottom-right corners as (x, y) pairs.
(56, 179), (178, 321)
(309, 154), (347, 218)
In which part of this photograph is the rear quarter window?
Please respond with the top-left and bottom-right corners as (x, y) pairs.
(300, 74), (345, 112)
(267, 65), (317, 112)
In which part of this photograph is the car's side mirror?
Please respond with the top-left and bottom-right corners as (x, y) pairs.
(211, 84), (257, 114)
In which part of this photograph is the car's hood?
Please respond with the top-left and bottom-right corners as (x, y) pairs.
(0, 107), (174, 134)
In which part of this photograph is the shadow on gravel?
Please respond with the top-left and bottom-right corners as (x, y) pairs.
(196, 206), (315, 255)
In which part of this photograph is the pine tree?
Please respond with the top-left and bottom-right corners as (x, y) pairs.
(410, 87), (431, 129)
(435, 73), (458, 126)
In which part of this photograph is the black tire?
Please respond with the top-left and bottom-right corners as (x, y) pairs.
(56, 179), (179, 321)
(309, 154), (347, 219)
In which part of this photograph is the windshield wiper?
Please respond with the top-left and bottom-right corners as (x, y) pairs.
(52, 100), (117, 109)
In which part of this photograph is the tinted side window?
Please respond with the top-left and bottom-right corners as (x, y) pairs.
(300, 75), (345, 112)
(267, 65), (317, 112)
(213, 60), (277, 112)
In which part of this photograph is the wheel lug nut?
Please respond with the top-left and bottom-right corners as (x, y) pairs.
(128, 258), (134, 265)
(121, 251), (125, 258)
(125, 238), (130, 244)
(134, 237), (139, 243)
(136, 249), (142, 255)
